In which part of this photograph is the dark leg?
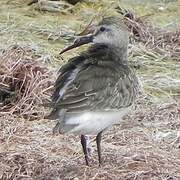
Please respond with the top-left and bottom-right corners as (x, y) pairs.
(96, 131), (103, 166)
(81, 135), (89, 166)
(84, 135), (93, 157)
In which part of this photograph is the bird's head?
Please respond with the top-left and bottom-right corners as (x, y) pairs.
(60, 17), (129, 54)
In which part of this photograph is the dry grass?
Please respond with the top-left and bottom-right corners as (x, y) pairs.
(0, 1), (180, 179)
(0, 45), (54, 119)
(0, 100), (179, 179)
(120, 9), (180, 60)
(0, 49), (179, 179)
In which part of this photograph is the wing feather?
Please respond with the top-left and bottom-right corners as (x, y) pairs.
(49, 54), (139, 119)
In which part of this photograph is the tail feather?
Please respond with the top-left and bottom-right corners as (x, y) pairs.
(45, 108), (67, 120)
(45, 110), (59, 120)
(53, 121), (78, 134)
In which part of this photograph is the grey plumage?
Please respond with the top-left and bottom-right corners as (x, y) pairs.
(48, 16), (140, 165)
(49, 45), (139, 115)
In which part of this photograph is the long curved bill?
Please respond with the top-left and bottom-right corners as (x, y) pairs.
(60, 34), (94, 55)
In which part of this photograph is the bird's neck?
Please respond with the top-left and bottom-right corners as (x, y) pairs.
(87, 44), (128, 64)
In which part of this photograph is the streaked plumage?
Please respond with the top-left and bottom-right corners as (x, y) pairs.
(48, 16), (140, 166)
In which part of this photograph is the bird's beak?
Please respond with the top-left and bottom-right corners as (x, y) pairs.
(60, 25), (97, 55)
(60, 34), (94, 54)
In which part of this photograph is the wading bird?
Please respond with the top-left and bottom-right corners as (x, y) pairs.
(48, 16), (140, 166)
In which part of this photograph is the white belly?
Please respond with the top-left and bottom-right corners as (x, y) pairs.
(63, 107), (131, 135)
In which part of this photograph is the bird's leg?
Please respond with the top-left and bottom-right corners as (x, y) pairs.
(96, 131), (103, 166)
(84, 135), (93, 157)
(81, 135), (89, 166)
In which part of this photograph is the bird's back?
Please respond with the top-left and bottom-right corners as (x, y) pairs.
(48, 45), (140, 121)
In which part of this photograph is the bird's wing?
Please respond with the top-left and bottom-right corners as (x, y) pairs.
(49, 55), (138, 119)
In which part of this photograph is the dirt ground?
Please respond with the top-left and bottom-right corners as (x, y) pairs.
(0, 0), (180, 179)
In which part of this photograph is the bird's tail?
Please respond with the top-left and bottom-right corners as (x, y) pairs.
(46, 109), (78, 134)
(45, 110), (59, 120)
(53, 121), (78, 134)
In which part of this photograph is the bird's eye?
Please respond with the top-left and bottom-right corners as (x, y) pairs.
(100, 26), (106, 32)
